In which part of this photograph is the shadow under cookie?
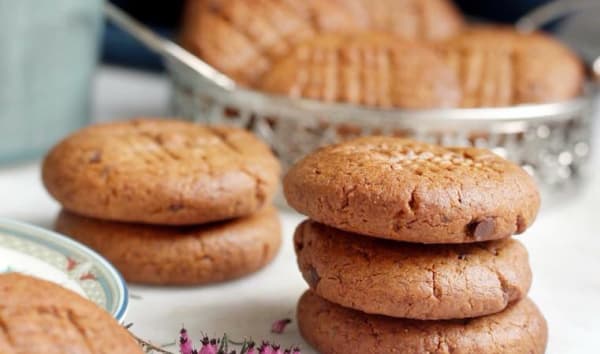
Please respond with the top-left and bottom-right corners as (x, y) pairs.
(54, 207), (281, 286)
(297, 291), (547, 354)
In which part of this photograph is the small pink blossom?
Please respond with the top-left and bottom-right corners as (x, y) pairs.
(199, 337), (218, 354)
(171, 329), (299, 354)
(179, 328), (194, 354)
(271, 319), (291, 334)
(258, 342), (272, 354)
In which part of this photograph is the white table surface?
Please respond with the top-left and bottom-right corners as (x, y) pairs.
(1, 66), (599, 354)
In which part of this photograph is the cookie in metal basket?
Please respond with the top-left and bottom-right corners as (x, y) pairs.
(180, 0), (464, 85)
(440, 26), (585, 107)
(260, 33), (461, 108)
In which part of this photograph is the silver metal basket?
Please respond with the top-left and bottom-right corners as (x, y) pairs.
(106, 1), (599, 200)
(170, 62), (596, 195)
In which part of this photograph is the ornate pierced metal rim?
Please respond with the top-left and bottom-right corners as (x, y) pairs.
(168, 61), (596, 126)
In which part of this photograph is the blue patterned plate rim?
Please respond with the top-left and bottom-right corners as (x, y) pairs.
(0, 217), (129, 322)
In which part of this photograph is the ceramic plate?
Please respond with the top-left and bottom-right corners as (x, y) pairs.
(0, 218), (128, 321)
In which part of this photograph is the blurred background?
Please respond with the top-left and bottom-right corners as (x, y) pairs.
(1, 0), (599, 164)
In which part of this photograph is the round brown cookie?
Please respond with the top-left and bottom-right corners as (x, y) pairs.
(294, 220), (531, 320)
(260, 33), (461, 109)
(180, 0), (316, 85)
(43, 119), (280, 225)
(54, 207), (281, 285)
(284, 136), (540, 244)
(439, 26), (584, 107)
(298, 291), (547, 354)
(0, 273), (143, 354)
(180, 0), (463, 86)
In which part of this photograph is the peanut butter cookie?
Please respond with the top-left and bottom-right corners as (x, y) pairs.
(0, 273), (142, 354)
(284, 136), (540, 243)
(55, 207), (281, 285)
(297, 291), (547, 354)
(180, 0), (464, 85)
(295, 220), (531, 320)
(440, 26), (584, 106)
(260, 33), (461, 108)
(43, 119), (280, 225)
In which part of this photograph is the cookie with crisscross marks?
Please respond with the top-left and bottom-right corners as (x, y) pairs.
(284, 136), (540, 243)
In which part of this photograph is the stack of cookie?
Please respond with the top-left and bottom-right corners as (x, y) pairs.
(42, 119), (282, 286)
(284, 137), (548, 353)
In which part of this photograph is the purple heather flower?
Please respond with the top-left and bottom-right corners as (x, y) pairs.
(243, 342), (256, 354)
(199, 337), (218, 354)
(258, 342), (273, 354)
(199, 346), (217, 354)
(179, 328), (194, 354)
(271, 319), (292, 334)
(171, 330), (299, 354)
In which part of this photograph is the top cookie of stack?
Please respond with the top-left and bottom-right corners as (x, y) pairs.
(43, 119), (280, 225)
(180, 0), (584, 107)
(285, 136), (540, 244)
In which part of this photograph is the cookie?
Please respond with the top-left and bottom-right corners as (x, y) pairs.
(284, 136), (540, 244)
(180, 0), (463, 86)
(180, 0), (315, 85)
(0, 273), (142, 354)
(42, 119), (280, 225)
(440, 26), (584, 106)
(54, 207), (281, 285)
(298, 291), (547, 354)
(260, 33), (461, 108)
(294, 220), (531, 320)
